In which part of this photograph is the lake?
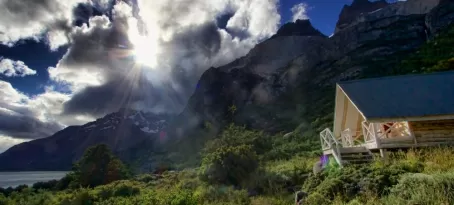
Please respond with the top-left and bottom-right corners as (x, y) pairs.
(0, 171), (68, 188)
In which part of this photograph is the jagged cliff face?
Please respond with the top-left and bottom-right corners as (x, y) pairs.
(335, 0), (389, 33)
(335, 0), (441, 33)
(180, 0), (454, 134)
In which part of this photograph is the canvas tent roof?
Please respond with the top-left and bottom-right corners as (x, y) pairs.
(338, 71), (454, 121)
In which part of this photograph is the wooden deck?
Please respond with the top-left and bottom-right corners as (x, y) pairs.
(320, 120), (454, 166)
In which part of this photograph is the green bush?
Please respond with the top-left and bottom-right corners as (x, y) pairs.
(383, 173), (454, 205)
(135, 174), (159, 183)
(94, 180), (141, 200)
(200, 144), (258, 186)
(302, 162), (424, 202)
(32, 180), (58, 191)
(194, 185), (250, 205)
(245, 170), (288, 195)
(305, 192), (331, 205)
(202, 124), (272, 156)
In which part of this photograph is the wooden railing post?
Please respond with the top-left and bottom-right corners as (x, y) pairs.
(362, 122), (367, 143)
(373, 123), (381, 148)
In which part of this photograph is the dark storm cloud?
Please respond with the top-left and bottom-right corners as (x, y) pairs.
(0, 109), (62, 139)
(50, 0), (280, 120)
(59, 18), (223, 117)
(175, 22), (222, 57)
(62, 76), (186, 117)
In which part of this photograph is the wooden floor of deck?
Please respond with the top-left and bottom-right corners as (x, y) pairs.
(325, 138), (454, 154)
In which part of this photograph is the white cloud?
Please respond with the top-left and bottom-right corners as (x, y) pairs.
(0, 58), (37, 77)
(0, 0), (282, 141)
(46, 0), (281, 116)
(226, 0), (281, 39)
(0, 0), (88, 48)
(0, 80), (94, 140)
(291, 3), (310, 22)
(0, 135), (30, 153)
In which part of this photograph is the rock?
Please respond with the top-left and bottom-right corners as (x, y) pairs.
(313, 161), (324, 175)
(335, 0), (441, 34)
(335, 0), (389, 33)
(283, 132), (294, 138)
(295, 191), (308, 205)
(273, 19), (326, 38)
(426, 0), (454, 38)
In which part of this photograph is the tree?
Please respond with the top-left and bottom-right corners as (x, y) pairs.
(72, 144), (131, 188)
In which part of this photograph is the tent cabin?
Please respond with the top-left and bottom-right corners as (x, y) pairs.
(320, 71), (454, 166)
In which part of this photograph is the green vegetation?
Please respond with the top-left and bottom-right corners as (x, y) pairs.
(2, 128), (454, 205)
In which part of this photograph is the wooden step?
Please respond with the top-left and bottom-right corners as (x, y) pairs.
(344, 159), (373, 165)
(339, 146), (374, 165)
(339, 147), (370, 154)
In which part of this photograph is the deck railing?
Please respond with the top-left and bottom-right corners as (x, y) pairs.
(341, 129), (364, 147)
(320, 128), (343, 166)
(320, 128), (340, 150)
(362, 121), (377, 144)
(361, 121), (413, 148)
(376, 122), (411, 139)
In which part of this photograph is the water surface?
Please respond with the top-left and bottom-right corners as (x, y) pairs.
(0, 171), (68, 188)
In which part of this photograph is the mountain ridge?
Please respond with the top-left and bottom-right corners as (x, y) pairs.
(0, 109), (171, 171)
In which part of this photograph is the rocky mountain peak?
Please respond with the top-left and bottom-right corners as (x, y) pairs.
(272, 19), (326, 38)
(335, 0), (389, 32)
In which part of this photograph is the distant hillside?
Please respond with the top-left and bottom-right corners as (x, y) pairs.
(0, 109), (171, 171)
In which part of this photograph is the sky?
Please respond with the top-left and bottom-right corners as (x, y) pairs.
(0, 0), (361, 152)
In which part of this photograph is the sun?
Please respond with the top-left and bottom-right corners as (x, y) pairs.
(132, 39), (158, 68)
(128, 28), (159, 69)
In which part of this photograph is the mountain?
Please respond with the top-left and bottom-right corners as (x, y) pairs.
(0, 109), (171, 171)
(179, 0), (453, 136)
(272, 19), (326, 38)
(1, 0), (454, 172)
(335, 0), (389, 33)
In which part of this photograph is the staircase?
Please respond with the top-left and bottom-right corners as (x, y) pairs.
(338, 147), (374, 165)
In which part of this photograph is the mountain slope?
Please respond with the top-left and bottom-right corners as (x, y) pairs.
(0, 109), (171, 171)
(179, 0), (453, 136)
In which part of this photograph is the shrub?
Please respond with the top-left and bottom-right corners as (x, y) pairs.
(32, 180), (58, 191)
(199, 145), (258, 186)
(135, 174), (159, 183)
(194, 185), (250, 205)
(250, 196), (291, 205)
(304, 192), (331, 205)
(252, 171), (289, 194)
(383, 173), (454, 205)
(94, 180), (141, 200)
(302, 162), (423, 202)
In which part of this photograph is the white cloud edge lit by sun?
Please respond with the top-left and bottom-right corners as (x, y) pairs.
(291, 2), (310, 22)
(0, 135), (31, 153)
(0, 57), (37, 77)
